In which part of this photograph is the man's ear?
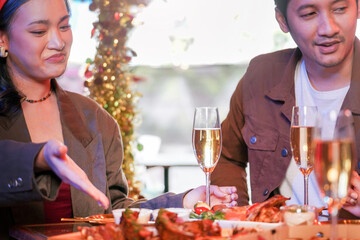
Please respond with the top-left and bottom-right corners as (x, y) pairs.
(275, 7), (290, 33)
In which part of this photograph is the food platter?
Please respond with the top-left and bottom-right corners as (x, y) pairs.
(76, 207), (289, 240)
(17, 194), (360, 240)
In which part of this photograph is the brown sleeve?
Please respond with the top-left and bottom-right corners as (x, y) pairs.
(211, 78), (249, 206)
(0, 140), (60, 206)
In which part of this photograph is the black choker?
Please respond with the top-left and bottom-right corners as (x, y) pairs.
(23, 90), (52, 103)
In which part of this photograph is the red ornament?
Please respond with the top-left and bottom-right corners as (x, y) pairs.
(114, 12), (120, 21)
(124, 56), (132, 62)
(132, 76), (145, 83)
(91, 28), (96, 38)
(84, 70), (93, 79)
(84, 63), (92, 78)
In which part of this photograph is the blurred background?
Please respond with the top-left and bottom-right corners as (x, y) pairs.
(61, 0), (297, 200)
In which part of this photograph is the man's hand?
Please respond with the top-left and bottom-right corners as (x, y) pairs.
(36, 139), (110, 209)
(183, 185), (238, 209)
(343, 171), (360, 217)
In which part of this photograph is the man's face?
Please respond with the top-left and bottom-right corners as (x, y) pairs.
(279, 0), (359, 69)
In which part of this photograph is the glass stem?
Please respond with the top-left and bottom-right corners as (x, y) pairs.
(330, 208), (338, 240)
(304, 174), (309, 206)
(205, 172), (211, 206)
(330, 201), (339, 240)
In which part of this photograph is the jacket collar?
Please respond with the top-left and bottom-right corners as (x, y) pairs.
(0, 80), (93, 148)
(342, 38), (360, 115)
(0, 105), (21, 132)
(54, 80), (93, 148)
(264, 48), (302, 122)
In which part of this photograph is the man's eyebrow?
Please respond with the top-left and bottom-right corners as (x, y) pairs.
(27, 15), (70, 26)
(296, 0), (348, 12)
(296, 4), (315, 13)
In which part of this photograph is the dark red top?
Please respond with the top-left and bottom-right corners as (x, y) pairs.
(43, 182), (73, 223)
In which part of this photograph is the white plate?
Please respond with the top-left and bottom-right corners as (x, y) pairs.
(152, 208), (192, 221)
(215, 220), (283, 230)
(112, 208), (152, 224)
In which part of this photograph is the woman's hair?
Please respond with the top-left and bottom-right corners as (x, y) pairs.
(0, 0), (70, 116)
(0, 0), (28, 116)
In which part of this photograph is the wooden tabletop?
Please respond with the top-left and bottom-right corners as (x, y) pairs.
(9, 222), (92, 240)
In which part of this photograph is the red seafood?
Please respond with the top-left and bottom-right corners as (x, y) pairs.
(222, 195), (289, 223)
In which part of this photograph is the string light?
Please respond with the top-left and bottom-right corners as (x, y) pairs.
(84, 0), (149, 200)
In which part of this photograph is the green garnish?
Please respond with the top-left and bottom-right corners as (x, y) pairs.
(189, 211), (225, 221)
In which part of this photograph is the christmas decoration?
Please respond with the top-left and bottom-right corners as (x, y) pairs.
(84, 0), (148, 199)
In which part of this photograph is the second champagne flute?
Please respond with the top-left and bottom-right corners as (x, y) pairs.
(290, 106), (317, 205)
(192, 107), (222, 206)
(313, 109), (355, 239)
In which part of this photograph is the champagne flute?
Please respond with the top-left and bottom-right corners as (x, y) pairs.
(312, 109), (355, 239)
(290, 106), (317, 205)
(192, 107), (222, 206)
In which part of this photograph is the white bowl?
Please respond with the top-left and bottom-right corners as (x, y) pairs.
(280, 205), (317, 226)
(152, 208), (192, 221)
(112, 208), (152, 224)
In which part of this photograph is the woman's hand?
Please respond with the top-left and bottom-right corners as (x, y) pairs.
(183, 185), (238, 209)
(342, 171), (360, 217)
(35, 139), (110, 209)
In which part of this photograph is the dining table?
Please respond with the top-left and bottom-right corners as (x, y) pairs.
(9, 222), (91, 240)
(9, 218), (360, 240)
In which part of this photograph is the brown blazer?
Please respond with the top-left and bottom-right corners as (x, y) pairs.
(0, 80), (184, 237)
(211, 38), (360, 207)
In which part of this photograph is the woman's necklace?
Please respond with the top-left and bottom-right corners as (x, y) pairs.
(23, 90), (52, 103)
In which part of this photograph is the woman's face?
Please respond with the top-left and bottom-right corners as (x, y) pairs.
(3, 0), (72, 82)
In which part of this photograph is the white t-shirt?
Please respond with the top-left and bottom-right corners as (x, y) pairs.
(279, 59), (350, 208)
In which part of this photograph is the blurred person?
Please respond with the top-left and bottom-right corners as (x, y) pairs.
(212, 0), (360, 218)
(0, 0), (238, 237)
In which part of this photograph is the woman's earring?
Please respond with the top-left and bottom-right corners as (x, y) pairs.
(0, 46), (8, 58)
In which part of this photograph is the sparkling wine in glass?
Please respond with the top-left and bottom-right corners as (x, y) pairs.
(192, 107), (222, 206)
(290, 106), (317, 205)
(312, 109), (355, 239)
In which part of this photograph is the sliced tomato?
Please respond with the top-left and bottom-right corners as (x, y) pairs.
(194, 207), (212, 215)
